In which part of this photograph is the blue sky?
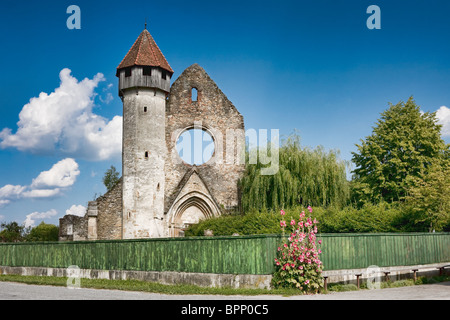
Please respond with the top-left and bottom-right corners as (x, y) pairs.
(0, 0), (449, 227)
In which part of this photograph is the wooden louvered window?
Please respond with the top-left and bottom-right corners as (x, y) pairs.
(143, 66), (152, 76)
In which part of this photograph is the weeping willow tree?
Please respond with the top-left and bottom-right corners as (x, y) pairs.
(239, 134), (350, 212)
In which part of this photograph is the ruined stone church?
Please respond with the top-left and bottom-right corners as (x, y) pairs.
(59, 28), (245, 241)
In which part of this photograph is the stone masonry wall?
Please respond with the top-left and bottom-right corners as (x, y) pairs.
(59, 215), (87, 241)
(165, 64), (245, 215)
(96, 178), (123, 240)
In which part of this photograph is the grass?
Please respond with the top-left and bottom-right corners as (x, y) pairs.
(326, 275), (450, 293)
(0, 274), (302, 296)
(0, 274), (449, 296)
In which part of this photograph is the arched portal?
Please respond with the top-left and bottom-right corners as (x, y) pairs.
(167, 191), (221, 237)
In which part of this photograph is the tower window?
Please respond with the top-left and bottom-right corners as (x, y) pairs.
(161, 71), (166, 80)
(192, 88), (198, 102)
(144, 106), (148, 113)
(145, 151), (149, 159)
(125, 68), (132, 77)
(143, 66), (152, 76)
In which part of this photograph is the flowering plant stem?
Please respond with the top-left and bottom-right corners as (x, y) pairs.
(272, 207), (324, 292)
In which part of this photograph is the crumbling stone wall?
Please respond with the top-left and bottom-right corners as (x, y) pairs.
(165, 64), (245, 219)
(59, 179), (122, 241)
(59, 214), (87, 241)
(96, 178), (123, 240)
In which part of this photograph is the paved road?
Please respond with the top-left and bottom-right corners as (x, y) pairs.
(0, 281), (449, 300)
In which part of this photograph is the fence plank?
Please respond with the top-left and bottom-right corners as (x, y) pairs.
(0, 233), (449, 275)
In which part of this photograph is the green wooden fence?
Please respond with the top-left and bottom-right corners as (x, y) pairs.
(0, 233), (449, 275)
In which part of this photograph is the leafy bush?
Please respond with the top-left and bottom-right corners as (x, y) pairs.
(327, 283), (358, 292)
(390, 279), (415, 287)
(185, 202), (416, 236)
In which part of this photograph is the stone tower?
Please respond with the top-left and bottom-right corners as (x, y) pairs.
(116, 28), (174, 239)
(59, 28), (245, 241)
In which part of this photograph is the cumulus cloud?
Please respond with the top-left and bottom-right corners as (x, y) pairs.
(0, 68), (122, 161)
(65, 204), (87, 217)
(24, 209), (58, 228)
(436, 106), (450, 137)
(22, 189), (61, 199)
(0, 158), (79, 205)
(31, 158), (80, 189)
(0, 185), (27, 200)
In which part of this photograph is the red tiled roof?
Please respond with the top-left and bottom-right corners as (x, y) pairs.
(117, 29), (173, 74)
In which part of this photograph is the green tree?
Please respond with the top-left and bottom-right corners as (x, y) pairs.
(102, 165), (120, 192)
(351, 97), (449, 205)
(26, 222), (59, 242)
(0, 221), (28, 242)
(403, 161), (450, 232)
(239, 133), (350, 212)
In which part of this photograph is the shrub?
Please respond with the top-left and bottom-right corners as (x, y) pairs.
(185, 202), (415, 236)
(328, 283), (359, 292)
(391, 279), (414, 287)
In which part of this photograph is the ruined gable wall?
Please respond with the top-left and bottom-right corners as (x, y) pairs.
(165, 64), (245, 214)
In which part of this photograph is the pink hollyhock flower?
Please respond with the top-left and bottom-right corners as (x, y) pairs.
(280, 221), (286, 227)
(300, 211), (305, 218)
(304, 280), (309, 284)
(318, 240), (322, 245)
(298, 221), (304, 228)
(280, 209), (285, 216)
(307, 206), (313, 213)
(290, 219), (296, 226)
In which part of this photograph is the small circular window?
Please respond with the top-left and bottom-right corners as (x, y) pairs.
(176, 129), (215, 165)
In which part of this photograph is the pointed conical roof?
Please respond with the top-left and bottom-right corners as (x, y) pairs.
(117, 29), (173, 75)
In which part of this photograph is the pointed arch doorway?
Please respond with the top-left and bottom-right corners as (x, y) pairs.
(168, 191), (221, 237)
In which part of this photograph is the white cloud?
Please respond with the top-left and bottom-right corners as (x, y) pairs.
(31, 158), (80, 189)
(99, 92), (114, 104)
(24, 209), (58, 228)
(436, 106), (450, 137)
(22, 189), (61, 198)
(65, 204), (86, 217)
(0, 68), (122, 161)
(0, 158), (79, 205)
(0, 185), (26, 200)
